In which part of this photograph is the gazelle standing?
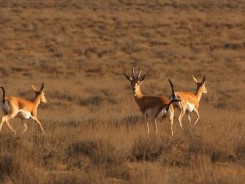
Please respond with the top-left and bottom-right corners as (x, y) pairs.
(0, 83), (47, 134)
(124, 66), (180, 136)
(169, 76), (207, 128)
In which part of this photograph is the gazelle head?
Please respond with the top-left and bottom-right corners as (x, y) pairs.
(32, 83), (47, 103)
(124, 66), (146, 95)
(192, 75), (207, 94)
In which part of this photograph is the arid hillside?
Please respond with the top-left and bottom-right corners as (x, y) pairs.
(0, 0), (244, 184)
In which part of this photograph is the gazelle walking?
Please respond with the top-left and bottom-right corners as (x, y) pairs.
(169, 76), (207, 128)
(0, 83), (47, 134)
(124, 66), (180, 136)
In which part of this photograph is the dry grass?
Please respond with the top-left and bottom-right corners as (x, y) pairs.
(0, 0), (245, 183)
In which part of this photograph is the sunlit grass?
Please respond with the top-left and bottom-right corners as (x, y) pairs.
(0, 0), (245, 183)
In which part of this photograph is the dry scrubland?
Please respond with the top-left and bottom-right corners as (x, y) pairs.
(0, 0), (245, 183)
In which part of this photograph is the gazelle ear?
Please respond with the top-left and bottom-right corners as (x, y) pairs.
(40, 82), (44, 91)
(192, 75), (198, 83)
(32, 84), (38, 92)
(140, 74), (146, 81)
(124, 73), (132, 81)
(202, 76), (207, 83)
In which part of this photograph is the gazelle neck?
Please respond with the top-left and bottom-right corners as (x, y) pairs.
(133, 87), (144, 107)
(195, 86), (204, 103)
(134, 87), (143, 98)
(33, 94), (42, 108)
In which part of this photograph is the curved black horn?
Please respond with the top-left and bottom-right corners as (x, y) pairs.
(168, 79), (175, 97)
(132, 67), (136, 78)
(137, 67), (141, 78)
(203, 75), (207, 83)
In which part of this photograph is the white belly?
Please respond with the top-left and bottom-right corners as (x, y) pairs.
(186, 103), (195, 112)
(19, 110), (32, 119)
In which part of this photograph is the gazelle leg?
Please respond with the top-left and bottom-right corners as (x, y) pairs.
(0, 111), (7, 131)
(193, 108), (200, 125)
(144, 113), (150, 134)
(6, 120), (16, 134)
(22, 120), (28, 134)
(0, 113), (17, 134)
(0, 120), (4, 132)
(170, 114), (174, 137)
(32, 117), (46, 134)
(167, 110), (175, 136)
(178, 109), (185, 129)
(166, 110), (175, 137)
(154, 119), (158, 135)
(187, 112), (192, 125)
(146, 122), (150, 134)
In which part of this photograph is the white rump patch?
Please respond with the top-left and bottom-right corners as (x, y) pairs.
(157, 107), (168, 118)
(3, 101), (10, 113)
(169, 94), (182, 109)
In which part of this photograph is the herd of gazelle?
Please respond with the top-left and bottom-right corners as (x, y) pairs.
(0, 66), (207, 136)
(124, 66), (207, 136)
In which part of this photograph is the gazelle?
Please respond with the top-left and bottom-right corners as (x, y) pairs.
(0, 83), (47, 134)
(169, 76), (207, 128)
(124, 66), (180, 136)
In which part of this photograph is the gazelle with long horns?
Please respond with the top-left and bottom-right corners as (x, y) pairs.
(0, 83), (47, 134)
(169, 76), (207, 128)
(124, 67), (180, 136)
